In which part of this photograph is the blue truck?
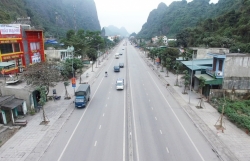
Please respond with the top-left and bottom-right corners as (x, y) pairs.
(75, 84), (91, 108)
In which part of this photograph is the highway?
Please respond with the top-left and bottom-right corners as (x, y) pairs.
(40, 40), (220, 161)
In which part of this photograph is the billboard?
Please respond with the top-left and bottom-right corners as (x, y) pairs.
(0, 24), (21, 35)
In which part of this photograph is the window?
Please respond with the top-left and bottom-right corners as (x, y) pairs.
(213, 58), (217, 71)
(219, 59), (223, 71)
(3, 64), (16, 69)
(14, 43), (20, 52)
(0, 44), (13, 54)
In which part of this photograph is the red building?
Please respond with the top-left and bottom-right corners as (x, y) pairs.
(0, 24), (45, 74)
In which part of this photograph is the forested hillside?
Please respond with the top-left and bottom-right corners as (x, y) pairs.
(176, 0), (250, 52)
(104, 25), (129, 37)
(0, 0), (101, 38)
(137, 0), (244, 39)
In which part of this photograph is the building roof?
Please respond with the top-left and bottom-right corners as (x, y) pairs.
(195, 74), (222, 85)
(1, 98), (24, 110)
(181, 59), (213, 66)
(186, 65), (210, 70)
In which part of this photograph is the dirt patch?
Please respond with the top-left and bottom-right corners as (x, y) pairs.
(0, 126), (20, 147)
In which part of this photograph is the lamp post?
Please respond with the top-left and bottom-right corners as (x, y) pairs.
(67, 46), (75, 94)
(189, 51), (194, 104)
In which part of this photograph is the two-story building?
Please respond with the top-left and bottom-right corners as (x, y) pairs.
(0, 24), (45, 74)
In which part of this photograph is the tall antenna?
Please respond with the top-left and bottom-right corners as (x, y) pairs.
(73, 5), (77, 35)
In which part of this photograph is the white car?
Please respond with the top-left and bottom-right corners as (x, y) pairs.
(116, 78), (124, 90)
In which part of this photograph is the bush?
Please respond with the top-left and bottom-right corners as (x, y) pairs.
(214, 98), (250, 131)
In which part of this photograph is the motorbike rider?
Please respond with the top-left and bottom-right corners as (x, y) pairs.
(105, 71), (108, 77)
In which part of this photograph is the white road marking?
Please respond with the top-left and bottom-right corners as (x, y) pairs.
(103, 113), (105, 116)
(166, 147), (169, 153)
(99, 125), (101, 129)
(129, 72), (140, 161)
(155, 117), (157, 120)
(94, 141), (97, 146)
(160, 130), (162, 134)
(149, 99), (150, 102)
(123, 82), (126, 161)
(148, 72), (205, 161)
(151, 107), (154, 110)
(57, 77), (104, 161)
(108, 97), (109, 99)
(146, 93), (148, 95)
(105, 104), (107, 107)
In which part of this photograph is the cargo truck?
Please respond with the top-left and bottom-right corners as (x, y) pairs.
(75, 84), (91, 108)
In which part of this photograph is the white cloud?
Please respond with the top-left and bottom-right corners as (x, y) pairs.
(95, 0), (219, 34)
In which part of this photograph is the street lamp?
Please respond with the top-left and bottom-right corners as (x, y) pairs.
(67, 46), (75, 94)
(189, 51), (194, 104)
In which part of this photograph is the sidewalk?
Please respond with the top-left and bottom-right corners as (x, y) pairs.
(0, 48), (116, 161)
(138, 50), (250, 161)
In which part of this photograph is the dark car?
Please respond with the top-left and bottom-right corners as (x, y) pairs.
(119, 63), (124, 68)
(114, 66), (120, 72)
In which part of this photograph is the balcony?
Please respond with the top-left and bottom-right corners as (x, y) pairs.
(206, 67), (215, 77)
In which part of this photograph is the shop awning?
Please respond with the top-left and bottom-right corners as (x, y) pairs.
(1, 98), (24, 110)
(195, 74), (223, 85)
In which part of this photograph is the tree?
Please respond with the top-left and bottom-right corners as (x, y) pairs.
(165, 57), (171, 77)
(60, 58), (84, 79)
(174, 61), (182, 86)
(181, 70), (190, 94)
(64, 81), (70, 99)
(37, 86), (48, 123)
(22, 62), (62, 97)
(197, 76), (206, 108)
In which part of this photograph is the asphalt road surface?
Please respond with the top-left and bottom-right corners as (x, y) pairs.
(40, 40), (220, 161)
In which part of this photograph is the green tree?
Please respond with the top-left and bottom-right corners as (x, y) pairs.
(165, 57), (171, 77)
(198, 76), (206, 108)
(64, 81), (70, 99)
(60, 58), (84, 79)
(181, 70), (190, 94)
(37, 86), (48, 123)
(174, 61), (182, 86)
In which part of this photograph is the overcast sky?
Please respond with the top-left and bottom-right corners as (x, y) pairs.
(94, 0), (219, 34)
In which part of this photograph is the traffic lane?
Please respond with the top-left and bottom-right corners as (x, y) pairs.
(86, 89), (125, 161)
(127, 51), (168, 160)
(59, 71), (125, 161)
(40, 77), (109, 161)
(143, 66), (220, 161)
(127, 47), (219, 160)
(41, 44), (125, 160)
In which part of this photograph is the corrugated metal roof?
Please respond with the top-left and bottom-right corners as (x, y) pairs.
(181, 59), (213, 66)
(195, 74), (222, 85)
(186, 65), (210, 70)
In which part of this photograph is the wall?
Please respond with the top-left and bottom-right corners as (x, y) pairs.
(191, 48), (229, 59)
(210, 89), (250, 100)
(44, 50), (70, 60)
(223, 55), (250, 89)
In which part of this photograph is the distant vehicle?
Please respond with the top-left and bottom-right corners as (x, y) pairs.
(116, 78), (124, 90)
(119, 63), (124, 68)
(119, 52), (122, 55)
(75, 84), (91, 108)
(115, 53), (119, 59)
(114, 66), (120, 72)
(122, 48), (124, 50)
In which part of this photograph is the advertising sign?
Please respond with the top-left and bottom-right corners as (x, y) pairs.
(0, 24), (21, 35)
(72, 77), (76, 87)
